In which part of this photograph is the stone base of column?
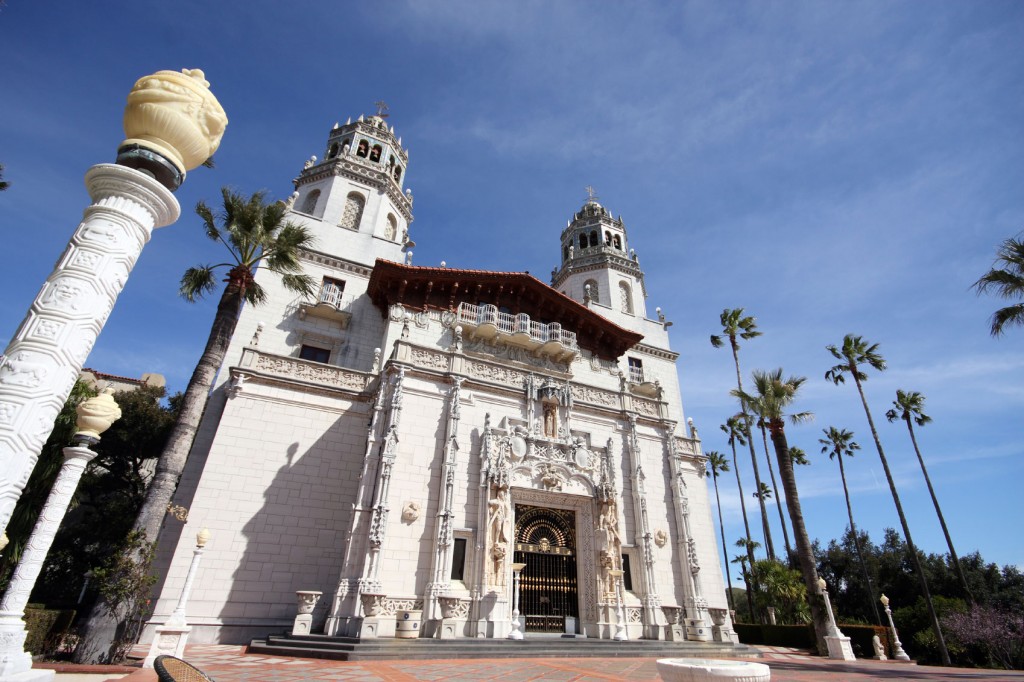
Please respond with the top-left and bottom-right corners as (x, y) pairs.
(0, 618), (52, 681)
(355, 617), (382, 638)
(664, 623), (685, 641)
(436, 618), (460, 639)
(143, 624), (191, 668)
(291, 613), (313, 636)
(712, 624), (739, 644)
(825, 634), (856, 661)
(685, 618), (711, 642)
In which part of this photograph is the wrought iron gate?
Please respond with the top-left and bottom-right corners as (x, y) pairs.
(513, 505), (579, 633)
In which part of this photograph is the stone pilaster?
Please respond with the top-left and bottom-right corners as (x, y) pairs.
(0, 165), (179, 537)
(625, 415), (661, 638)
(426, 378), (462, 623)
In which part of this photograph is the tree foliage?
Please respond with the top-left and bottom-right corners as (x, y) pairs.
(972, 235), (1024, 336)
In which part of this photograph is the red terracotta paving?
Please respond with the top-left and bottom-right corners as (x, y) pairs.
(105, 644), (1024, 681)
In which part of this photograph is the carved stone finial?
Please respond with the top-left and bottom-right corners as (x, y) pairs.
(118, 68), (228, 189)
(74, 387), (121, 443)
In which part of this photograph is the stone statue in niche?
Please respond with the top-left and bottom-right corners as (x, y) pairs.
(654, 529), (668, 547)
(402, 501), (421, 523)
(341, 140), (350, 155)
(487, 486), (511, 586)
(542, 403), (557, 438)
(303, 155), (317, 169)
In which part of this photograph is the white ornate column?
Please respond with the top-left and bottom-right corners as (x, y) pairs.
(819, 578), (855, 661)
(0, 390), (122, 681)
(142, 529), (210, 667)
(880, 594), (911, 661)
(665, 425), (712, 642)
(426, 378), (462, 626)
(0, 68), (226, 538)
(625, 415), (661, 638)
(359, 368), (405, 597)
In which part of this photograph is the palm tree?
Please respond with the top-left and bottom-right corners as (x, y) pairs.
(972, 236), (1024, 336)
(826, 335), (950, 666)
(711, 309), (775, 560)
(755, 414), (793, 559)
(788, 446), (810, 466)
(733, 369), (830, 654)
(75, 189), (317, 663)
(733, 539), (761, 622)
(0, 163), (8, 191)
(721, 416), (756, 570)
(819, 426), (881, 625)
(707, 451), (735, 612)
(886, 389), (974, 605)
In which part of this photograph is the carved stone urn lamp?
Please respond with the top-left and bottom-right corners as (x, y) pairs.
(73, 387), (122, 444)
(118, 68), (228, 190)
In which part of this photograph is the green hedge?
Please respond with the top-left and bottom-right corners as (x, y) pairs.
(23, 605), (76, 657)
(839, 623), (890, 659)
(735, 623), (816, 649)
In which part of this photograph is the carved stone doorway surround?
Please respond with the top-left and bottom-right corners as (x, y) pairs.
(508, 488), (598, 637)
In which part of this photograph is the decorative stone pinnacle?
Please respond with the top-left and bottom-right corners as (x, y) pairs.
(73, 387), (121, 443)
(118, 68), (228, 190)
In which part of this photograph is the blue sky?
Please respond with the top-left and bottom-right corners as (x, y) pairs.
(2, 2), (1022, 580)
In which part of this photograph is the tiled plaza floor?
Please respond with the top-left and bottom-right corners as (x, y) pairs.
(101, 644), (1024, 681)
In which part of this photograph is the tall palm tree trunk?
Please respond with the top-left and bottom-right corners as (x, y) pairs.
(836, 452), (882, 625)
(759, 422), (792, 559)
(905, 419), (974, 605)
(75, 283), (244, 663)
(768, 423), (829, 655)
(851, 373), (950, 666)
(730, 341), (775, 560)
(729, 441), (756, 571)
(712, 476), (736, 612)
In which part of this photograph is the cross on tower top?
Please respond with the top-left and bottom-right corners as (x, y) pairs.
(585, 185), (599, 203)
(374, 101), (390, 118)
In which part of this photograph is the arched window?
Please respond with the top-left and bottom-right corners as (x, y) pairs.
(393, 165), (402, 182)
(370, 144), (382, 162)
(385, 214), (398, 241)
(563, 246), (569, 262)
(579, 234), (587, 249)
(589, 231), (599, 247)
(356, 139), (369, 158)
(584, 279), (600, 304)
(300, 189), (320, 215)
(605, 231), (612, 245)
(328, 143), (339, 159)
(339, 192), (365, 230)
(619, 282), (633, 314)
(613, 235), (622, 250)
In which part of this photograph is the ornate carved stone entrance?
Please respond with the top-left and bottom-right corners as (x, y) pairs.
(513, 504), (579, 632)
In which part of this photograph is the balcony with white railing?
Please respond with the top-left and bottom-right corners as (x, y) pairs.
(298, 283), (355, 328)
(455, 302), (578, 361)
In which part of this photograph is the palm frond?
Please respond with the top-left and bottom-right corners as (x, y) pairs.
(180, 266), (217, 303)
(243, 280), (268, 306)
(194, 201), (221, 242)
(710, 335), (724, 348)
(279, 273), (317, 299)
(989, 303), (1024, 336)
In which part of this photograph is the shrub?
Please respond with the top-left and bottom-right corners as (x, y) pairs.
(735, 623), (816, 649)
(839, 623), (889, 659)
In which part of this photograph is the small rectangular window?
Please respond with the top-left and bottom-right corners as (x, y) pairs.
(319, 277), (346, 307)
(621, 553), (634, 591)
(450, 538), (467, 581)
(299, 345), (330, 364)
(628, 357), (644, 384)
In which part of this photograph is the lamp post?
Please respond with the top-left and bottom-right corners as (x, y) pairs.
(507, 562), (526, 640)
(818, 577), (855, 661)
(0, 68), (226, 540)
(880, 594), (910, 661)
(609, 569), (627, 641)
(0, 389), (121, 681)
(143, 529), (210, 667)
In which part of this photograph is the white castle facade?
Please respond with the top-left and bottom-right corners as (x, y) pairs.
(145, 112), (737, 645)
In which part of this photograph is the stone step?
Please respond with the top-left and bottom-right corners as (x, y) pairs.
(248, 633), (761, 662)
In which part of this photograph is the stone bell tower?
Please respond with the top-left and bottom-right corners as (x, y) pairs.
(551, 189), (649, 328)
(286, 103), (414, 268)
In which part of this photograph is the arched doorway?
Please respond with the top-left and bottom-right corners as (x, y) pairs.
(513, 505), (579, 632)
